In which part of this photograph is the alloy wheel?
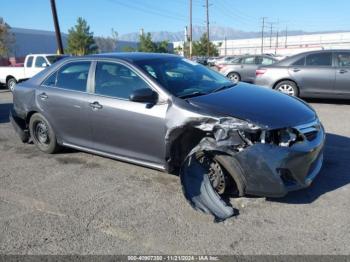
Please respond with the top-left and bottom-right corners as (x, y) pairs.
(277, 84), (295, 96)
(228, 73), (240, 83)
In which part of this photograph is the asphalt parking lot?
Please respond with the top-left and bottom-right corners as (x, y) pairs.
(0, 88), (349, 255)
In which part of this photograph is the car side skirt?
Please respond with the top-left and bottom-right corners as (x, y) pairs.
(62, 142), (166, 171)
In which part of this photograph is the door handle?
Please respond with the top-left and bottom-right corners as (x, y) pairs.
(89, 101), (103, 110)
(292, 68), (301, 72)
(339, 69), (348, 74)
(39, 93), (48, 100)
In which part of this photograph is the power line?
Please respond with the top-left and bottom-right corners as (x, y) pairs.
(108, 0), (201, 23)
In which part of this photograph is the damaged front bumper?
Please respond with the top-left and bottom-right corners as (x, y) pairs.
(233, 121), (325, 198)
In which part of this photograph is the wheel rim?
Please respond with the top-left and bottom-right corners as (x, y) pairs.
(8, 80), (16, 91)
(228, 73), (239, 83)
(34, 121), (50, 145)
(277, 84), (295, 96)
(198, 154), (226, 195)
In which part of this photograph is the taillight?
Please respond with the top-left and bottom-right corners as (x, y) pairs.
(217, 64), (226, 71)
(256, 69), (267, 77)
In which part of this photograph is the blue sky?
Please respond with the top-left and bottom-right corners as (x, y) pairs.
(1, 0), (350, 36)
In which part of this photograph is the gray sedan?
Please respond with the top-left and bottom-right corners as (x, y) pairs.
(10, 53), (325, 221)
(219, 55), (277, 83)
(255, 49), (350, 98)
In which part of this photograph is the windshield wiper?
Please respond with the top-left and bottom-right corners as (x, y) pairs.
(210, 83), (236, 94)
(178, 91), (208, 99)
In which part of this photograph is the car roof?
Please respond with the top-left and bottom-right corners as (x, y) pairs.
(86, 52), (180, 62)
(274, 49), (350, 66)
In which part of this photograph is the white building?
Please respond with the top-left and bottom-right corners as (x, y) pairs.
(174, 31), (350, 57)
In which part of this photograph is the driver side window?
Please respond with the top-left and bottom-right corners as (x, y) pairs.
(94, 62), (151, 99)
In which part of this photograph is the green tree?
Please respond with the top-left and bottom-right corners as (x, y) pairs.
(67, 17), (97, 56)
(122, 46), (136, 52)
(138, 32), (170, 53)
(156, 40), (169, 53)
(138, 32), (157, 52)
(0, 18), (14, 57)
(192, 33), (219, 57)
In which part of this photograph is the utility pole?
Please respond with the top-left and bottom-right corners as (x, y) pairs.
(275, 30), (279, 55)
(261, 17), (267, 55)
(206, 0), (210, 57)
(224, 36), (227, 56)
(189, 0), (193, 58)
(269, 23), (273, 49)
(50, 0), (64, 54)
(285, 26), (288, 48)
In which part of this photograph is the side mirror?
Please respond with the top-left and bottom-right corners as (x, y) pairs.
(129, 88), (158, 104)
(41, 63), (48, 67)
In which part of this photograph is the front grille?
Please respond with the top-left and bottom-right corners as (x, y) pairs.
(295, 120), (321, 142)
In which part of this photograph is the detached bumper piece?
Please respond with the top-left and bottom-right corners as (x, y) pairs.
(180, 154), (238, 222)
(10, 109), (30, 143)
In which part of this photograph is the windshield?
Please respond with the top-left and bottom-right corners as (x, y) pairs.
(46, 55), (68, 65)
(135, 57), (233, 98)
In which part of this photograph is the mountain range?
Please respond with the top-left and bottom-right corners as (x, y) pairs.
(118, 25), (347, 42)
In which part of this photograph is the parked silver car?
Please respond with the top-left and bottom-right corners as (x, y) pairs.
(219, 55), (277, 83)
(255, 49), (350, 98)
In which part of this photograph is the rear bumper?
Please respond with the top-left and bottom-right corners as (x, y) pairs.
(254, 76), (275, 88)
(10, 108), (30, 143)
(233, 123), (326, 198)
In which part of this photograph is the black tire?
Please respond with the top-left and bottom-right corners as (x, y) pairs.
(274, 80), (299, 97)
(29, 113), (60, 154)
(227, 72), (241, 83)
(180, 153), (239, 221)
(6, 77), (16, 92)
(215, 155), (246, 197)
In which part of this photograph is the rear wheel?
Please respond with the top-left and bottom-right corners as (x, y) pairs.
(227, 72), (240, 83)
(275, 80), (299, 97)
(29, 113), (60, 154)
(6, 77), (16, 92)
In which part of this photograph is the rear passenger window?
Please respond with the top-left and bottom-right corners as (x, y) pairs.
(42, 61), (90, 92)
(94, 62), (150, 99)
(336, 52), (350, 67)
(26, 56), (33, 67)
(35, 56), (47, 68)
(292, 57), (305, 66)
(257, 57), (275, 65)
(242, 57), (255, 64)
(306, 53), (332, 66)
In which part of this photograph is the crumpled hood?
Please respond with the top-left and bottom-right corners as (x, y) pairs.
(188, 83), (316, 129)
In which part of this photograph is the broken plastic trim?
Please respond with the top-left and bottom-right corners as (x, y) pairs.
(178, 118), (260, 222)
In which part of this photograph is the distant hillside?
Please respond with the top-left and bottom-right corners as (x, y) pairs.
(118, 25), (349, 42)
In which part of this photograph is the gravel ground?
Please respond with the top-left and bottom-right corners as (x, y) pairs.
(0, 89), (349, 255)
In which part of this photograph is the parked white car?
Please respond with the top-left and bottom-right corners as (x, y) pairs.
(0, 54), (67, 91)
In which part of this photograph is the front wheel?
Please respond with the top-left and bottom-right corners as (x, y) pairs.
(6, 77), (16, 92)
(275, 81), (299, 97)
(180, 152), (239, 221)
(29, 113), (60, 154)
